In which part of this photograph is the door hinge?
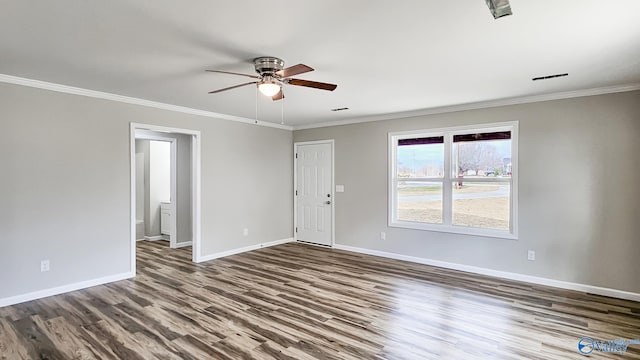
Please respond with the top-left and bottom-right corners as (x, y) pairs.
(295, 190), (298, 196)
(295, 153), (298, 159)
(295, 227), (298, 233)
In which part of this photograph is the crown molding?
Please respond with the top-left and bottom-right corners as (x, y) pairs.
(293, 82), (640, 130)
(3, 73), (638, 132)
(0, 74), (293, 131)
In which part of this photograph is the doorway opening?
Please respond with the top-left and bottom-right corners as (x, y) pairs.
(135, 136), (176, 245)
(130, 123), (201, 273)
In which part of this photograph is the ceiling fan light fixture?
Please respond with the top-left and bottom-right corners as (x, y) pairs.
(485, 0), (512, 19)
(257, 77), (281, 97)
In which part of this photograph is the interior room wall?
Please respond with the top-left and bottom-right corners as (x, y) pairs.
(175, 134), (192, 246)
(148, 140), (171, 237)
(0, 82), (293, 302)
(134, 139), (147, 240)
(293, 90), (640, 294)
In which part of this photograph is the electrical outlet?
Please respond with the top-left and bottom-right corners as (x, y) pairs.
(380, 232), (386, 240)
(527, 250), (535, 261)
(41, 260), (50, 272)
(243, 228), (249, 236)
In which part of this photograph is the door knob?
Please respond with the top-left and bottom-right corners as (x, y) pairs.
(325, 201), (331, 205)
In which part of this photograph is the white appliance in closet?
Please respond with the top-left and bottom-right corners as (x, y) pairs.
(160, 202), (172, 239)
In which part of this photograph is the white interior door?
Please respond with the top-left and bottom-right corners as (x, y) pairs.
(296, 142), (333, 246)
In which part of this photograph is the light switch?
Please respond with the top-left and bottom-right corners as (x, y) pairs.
(336, 185), (345, 192)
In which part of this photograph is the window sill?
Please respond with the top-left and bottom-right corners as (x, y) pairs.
(389, 220), (518, 240)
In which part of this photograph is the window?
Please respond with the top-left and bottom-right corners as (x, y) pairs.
(389, 122), (517, 239)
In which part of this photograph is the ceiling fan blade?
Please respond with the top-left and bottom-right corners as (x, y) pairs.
(288, 78), (337, 91)
(208, 81), (257, 94)
(276, 64), (314, 78)
(272, 89), (285, 101)
(206, 70), (260, 79)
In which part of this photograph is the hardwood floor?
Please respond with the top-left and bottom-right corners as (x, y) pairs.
(1, 241), (639, 359)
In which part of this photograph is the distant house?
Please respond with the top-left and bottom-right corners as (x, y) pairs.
(503, 157), (512, 175)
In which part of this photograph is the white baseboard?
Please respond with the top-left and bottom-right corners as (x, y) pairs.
(196, 238), (294, 263)
(0, 271), (135, 308)
(334, 244), (640, 302)
(0, 238), (293, 307)
(174, 241), (193, 248)
(144, 235), (164, 241)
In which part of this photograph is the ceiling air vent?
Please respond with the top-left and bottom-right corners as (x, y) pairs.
(485, 0), (512, 19)
(532, 73), (569, 81)
(331, 107), (349, 112)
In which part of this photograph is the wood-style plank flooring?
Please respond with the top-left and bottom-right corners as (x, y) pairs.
(1, 241), (639, 359)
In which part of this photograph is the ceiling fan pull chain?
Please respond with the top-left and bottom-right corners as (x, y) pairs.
(255, 85), (258, 124)
(281, 97), (285, 125)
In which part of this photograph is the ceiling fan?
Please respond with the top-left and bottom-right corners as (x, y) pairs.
(206, 57), (337, 101)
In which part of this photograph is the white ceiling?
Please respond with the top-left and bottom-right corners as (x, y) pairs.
(1, 1), (639, 128)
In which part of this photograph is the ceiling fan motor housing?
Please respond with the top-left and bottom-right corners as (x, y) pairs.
(254, 57), (285, 76)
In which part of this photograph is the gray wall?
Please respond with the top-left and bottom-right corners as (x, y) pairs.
(294, 90), (640, 294)
(0, 82), (292, 299)
(174, 133), (192, 246)
(135, 139), (147, 239)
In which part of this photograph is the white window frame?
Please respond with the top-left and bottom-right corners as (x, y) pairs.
(388, 121), (518, 239)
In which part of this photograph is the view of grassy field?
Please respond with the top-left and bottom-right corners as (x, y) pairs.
(397, 182), (510, 230)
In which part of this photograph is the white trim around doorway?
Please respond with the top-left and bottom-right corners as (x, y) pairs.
(130, 123), (202, 273)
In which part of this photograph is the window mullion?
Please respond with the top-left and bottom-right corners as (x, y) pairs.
(443, 133), (452, 225)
